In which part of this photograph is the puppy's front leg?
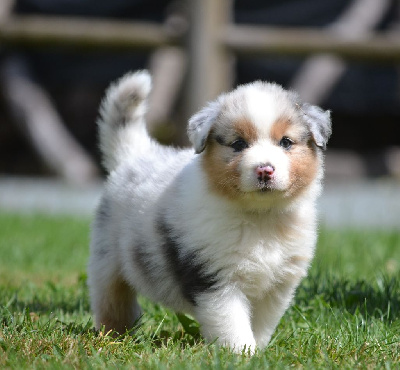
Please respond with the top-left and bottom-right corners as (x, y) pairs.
(194, 288), (256, 353)
(252, 283), (296, 348)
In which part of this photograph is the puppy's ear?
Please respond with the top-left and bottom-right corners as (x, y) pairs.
(187, 101), (220, 154)
(300, 103), (332, 150)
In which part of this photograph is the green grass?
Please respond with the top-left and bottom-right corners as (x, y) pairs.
(0, 212), (399, 368)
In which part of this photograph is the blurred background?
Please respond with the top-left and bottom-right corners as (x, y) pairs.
(0, 0), (399, 228)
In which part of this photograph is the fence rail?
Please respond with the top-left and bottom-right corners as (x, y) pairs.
(0, 16), (179, 50)
(1, 15), (399, 61)
(223, 25), (400, 62)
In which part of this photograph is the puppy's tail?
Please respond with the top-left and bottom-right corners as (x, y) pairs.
(97, 70), (152, 173)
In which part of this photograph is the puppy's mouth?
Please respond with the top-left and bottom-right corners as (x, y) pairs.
(256, 180), (275, 193)
(259, 186), (273, 193)
(238, 173), (285, 196)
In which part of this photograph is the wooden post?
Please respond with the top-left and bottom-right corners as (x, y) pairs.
(185, 0), (233, 118)
(0, 0), (14, 23)
(2, 61), (99, 185)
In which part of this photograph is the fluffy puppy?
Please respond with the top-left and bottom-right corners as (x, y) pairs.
(88, 70), (332, 352)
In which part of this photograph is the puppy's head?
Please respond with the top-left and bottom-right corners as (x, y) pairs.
(188, 82), (332, 208)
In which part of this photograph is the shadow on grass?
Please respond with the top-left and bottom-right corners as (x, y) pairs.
(1, 285), (203, 349)
(298, 273), (400, 320)
(0, 277), (90, 318)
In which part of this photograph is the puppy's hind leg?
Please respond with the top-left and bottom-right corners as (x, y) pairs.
(89, 266), (141, 335)
(88, 196), (142, 335)
(88, 241), (141, 335)
(98, 278), (140, 335)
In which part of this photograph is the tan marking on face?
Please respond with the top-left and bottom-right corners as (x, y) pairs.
(286, 141), (319, 197)
(233, 118), (258, 144)
(201, 119), (259, 199)
(202, 138), (243, 199)
(270, 117), (319, 197)
(270, 118), (291, 143)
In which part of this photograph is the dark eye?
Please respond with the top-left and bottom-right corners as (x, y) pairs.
(230, 138), (248, 152)
(279, 137), (294, 150)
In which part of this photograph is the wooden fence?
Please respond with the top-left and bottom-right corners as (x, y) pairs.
(0, 0), (399, 182)
(1, 0), (399, 113)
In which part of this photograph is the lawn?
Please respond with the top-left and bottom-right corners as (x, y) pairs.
(0, 212), (399, 368)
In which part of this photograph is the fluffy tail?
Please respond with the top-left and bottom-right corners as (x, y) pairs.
(97, 70), (152, 173)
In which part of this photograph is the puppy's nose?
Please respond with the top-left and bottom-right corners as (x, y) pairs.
(256, 164), (275, 181)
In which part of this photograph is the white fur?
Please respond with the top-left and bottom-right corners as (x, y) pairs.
(88, 71), (331, 354)
(244, 85), (282, 135)
(97, 70), (152, 172)
(240, 139), (291, 193)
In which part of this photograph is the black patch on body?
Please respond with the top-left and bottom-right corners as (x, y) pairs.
(156, 216), (219, 306)
(134, 242), (159, 284)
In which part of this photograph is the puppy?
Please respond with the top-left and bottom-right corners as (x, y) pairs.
(88, 70), (331, 352)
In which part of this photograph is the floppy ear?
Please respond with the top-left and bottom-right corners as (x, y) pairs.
(300, 103), (332, 150)
(187, 100), (220, 154)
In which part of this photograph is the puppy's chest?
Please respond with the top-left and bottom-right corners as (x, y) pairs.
(232, 237), (305, 299)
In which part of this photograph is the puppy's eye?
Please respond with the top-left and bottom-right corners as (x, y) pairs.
(279, 137), (294, 150)
(230, 139), (248, 152)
